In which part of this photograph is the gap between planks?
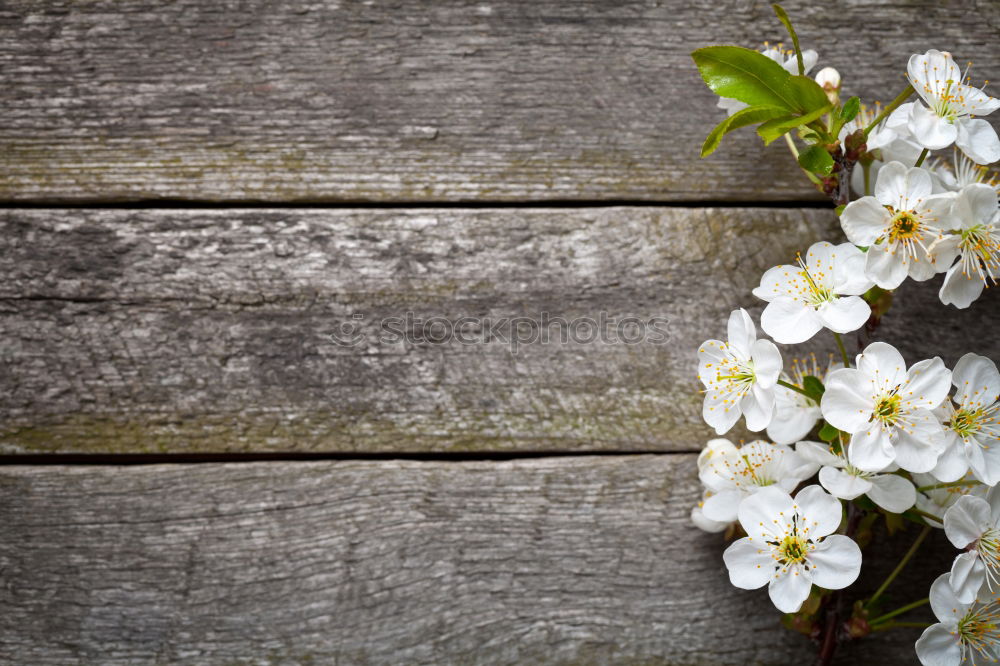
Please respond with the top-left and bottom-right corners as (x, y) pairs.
(0, 449), (701, 466)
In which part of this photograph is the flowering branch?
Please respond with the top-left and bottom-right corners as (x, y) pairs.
(690, 11), (1000, 665)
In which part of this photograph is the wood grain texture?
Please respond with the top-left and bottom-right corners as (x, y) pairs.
(2, 0), (999, 202)
(0, 455), (950, 665)
(4, 206), (999, 454)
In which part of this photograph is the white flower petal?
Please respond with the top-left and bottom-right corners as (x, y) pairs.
(723, 537), (774, 590)
(867, 474), (917, 513)
(847, 427), (896, 472)
(761, 298), (823, 344)
(910, 102), (958, 150)
(700, 489), (743, 523)
(831, 243), (875, 295)
(939, 262), (986, 309)
(949, 550), (986, 604)
(931, 435), (970, 483)
(956, 118), (1000, 165)
(821, 368), (874, 433)
(727, 308), (756, 359)
(794, 485), (843, 538)
(741, 384), (775, 432)
(944, 495), (992, 549)
(703, 389), (742, 435)
(929, 572), (966, 623)
(892, 409), (945, 473)
(768, 562), (813, 613)
(904, 357), (952, 410)
(864, 243), (910, 290)
(857, 342), (908, 390)
(840, 197), (889, 246)
(750, 339), (782, 388)
(915, 624), (962, 666)
(807, 534), (861, 590)
(738, 485), (794, 540)
(952, 353), (1000, 409)
(766, 399), (821, 445)
(795, 440), (844, 467)
(818, 466), (869, 500)
(816, 296), (871, 335)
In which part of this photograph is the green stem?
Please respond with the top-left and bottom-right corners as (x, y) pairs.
(916, 480), (981, 493)
(872, 621), (932, 632)
(863, 162), (872, 196)
(865, 525), (931, 609)
(912, 508), (944, 524)
(864, 84), (915, 140)
(869, 597), (930, 626)
(832, 332), (851, 368)
(777, 379), (813, 398)
(914, 147), (930, 168)
(783, 134), (824, 186)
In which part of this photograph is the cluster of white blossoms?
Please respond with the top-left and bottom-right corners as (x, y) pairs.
(694, 45), (1000, 665)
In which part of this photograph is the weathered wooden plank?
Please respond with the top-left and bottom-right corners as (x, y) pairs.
(0, 456), (948, 664)
(3, 206), (998, 454)
(2, 1), (998, 202)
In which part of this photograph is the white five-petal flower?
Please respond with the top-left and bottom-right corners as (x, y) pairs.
(932, 354), (1000, 485)
(916, 573), (1000, 666)
(932, 183), (1000, 309)
(900, 49), (1000, 165)
(697, 438), (818, 523)
(821, 341), (951, 473)
(944, 487), (1000, 603)
(840, 161), (954, 289)
(723, 485), (861, 613)
(698, 309), (782, 435)
(752, 241), (874, 344)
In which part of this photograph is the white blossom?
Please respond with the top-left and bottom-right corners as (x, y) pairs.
(796, 440), (917, 513)
(932, 184), (1000, 309)
(723, 485), (861, 613)
(944, 487), (1000, 603)
(931, 354), (1000, 484)
(752, 241), (873, 344)
(916, 573), (1000, 665)
(821, 341), (951, 473)
(840, 161), (954, 289)
(697, 438), (817, 523)
(899, 49), (1000, 165)
(698, 309), (782, 435)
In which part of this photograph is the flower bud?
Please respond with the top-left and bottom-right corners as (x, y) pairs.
(815, 67), (841, 104)
(814, 67), (841, 91)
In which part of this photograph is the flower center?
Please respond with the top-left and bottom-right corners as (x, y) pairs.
(889, 210), (921, 241)
(976, 529), (1000, 590)
(778, 534), (810, 564)
(953, 407), (985, 438)
(958, 598), (1000, 662)
(794, 253), (835, 307)
(873, 394), (902, 426)
(957, 225), (1000, 285)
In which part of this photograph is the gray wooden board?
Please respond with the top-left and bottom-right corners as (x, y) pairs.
(3, 206), (999, 454)
(2, 0), (999, 202)
(0, 456), (950, 665)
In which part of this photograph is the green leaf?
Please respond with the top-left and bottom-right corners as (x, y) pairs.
(757, 103), (833, 144)
(802, 375), (825, 401)
(819, 421), (840, 443)
(798, 144), (835, 175)
(840, 96), (861, 122)
(701, 105), (788, 157)
(691, 46), (798, 110)
(772, 4), (804, 76)
(788, 76), (832, 114)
